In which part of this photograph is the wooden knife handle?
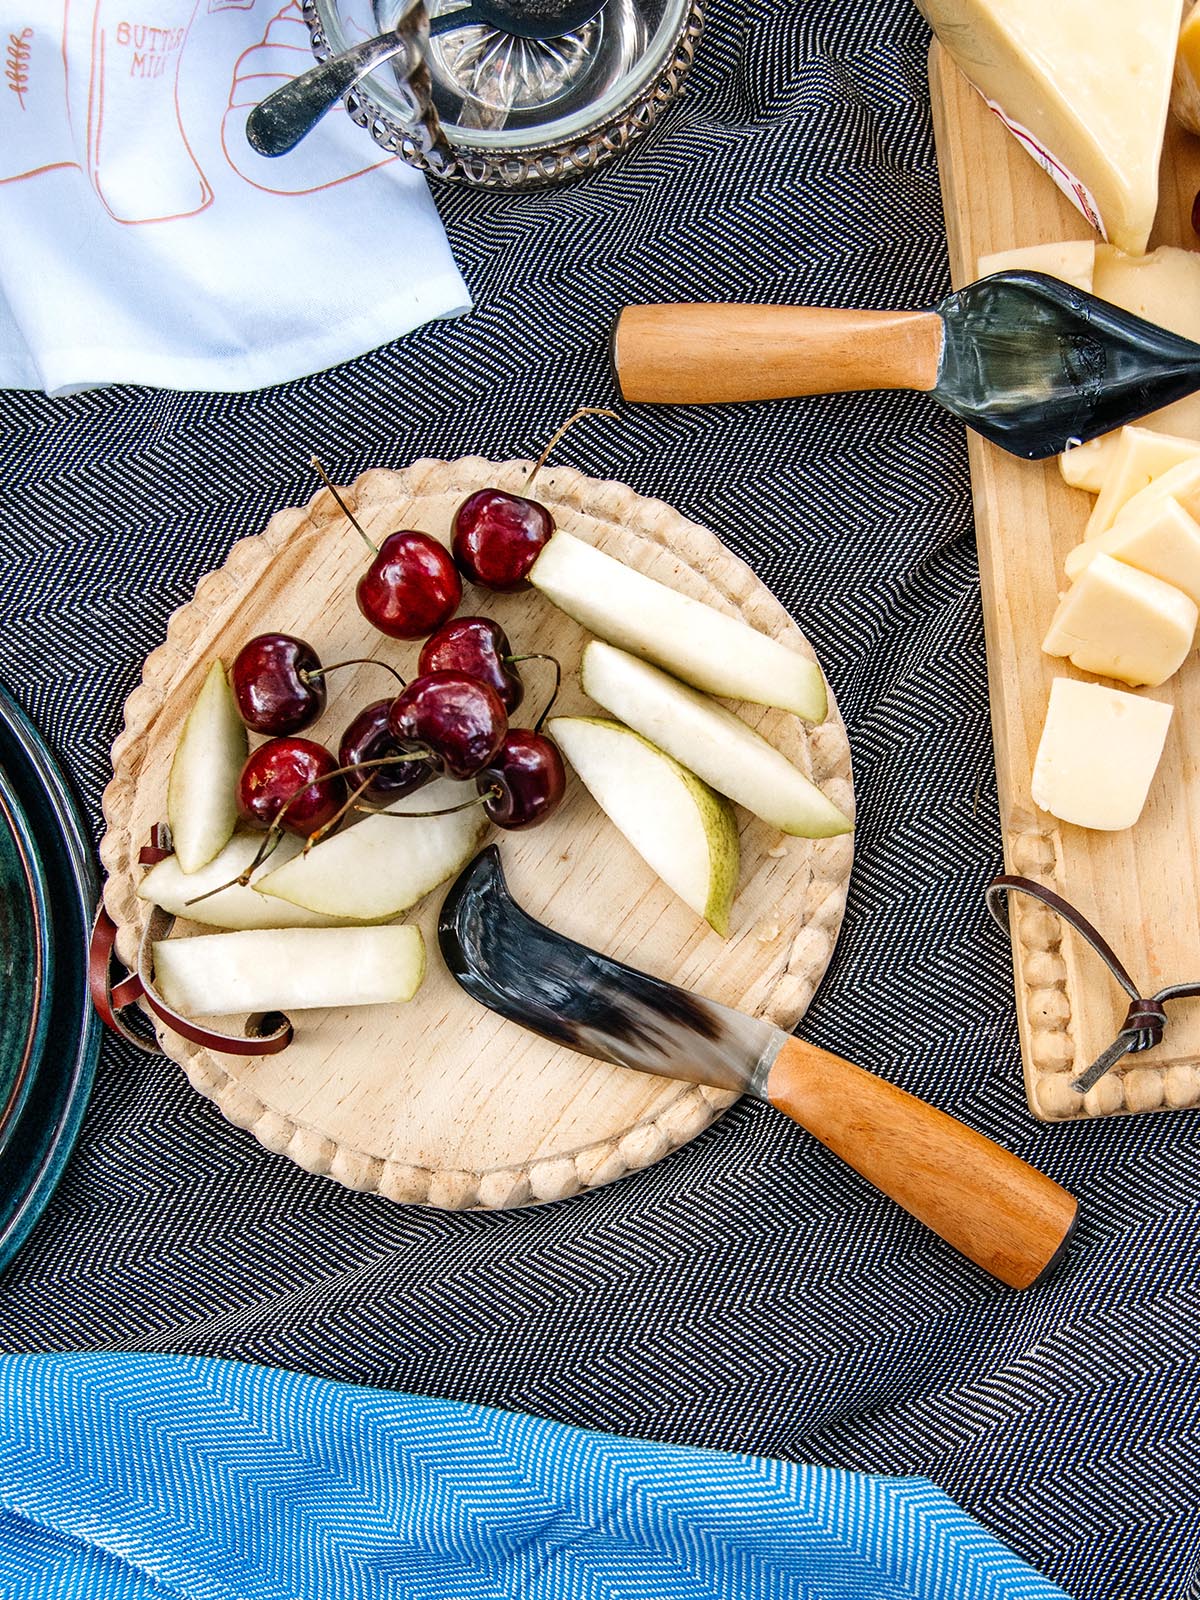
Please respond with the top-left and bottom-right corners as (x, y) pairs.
(613, 303), (944, 404)
(767, 1035), (1077, 1289)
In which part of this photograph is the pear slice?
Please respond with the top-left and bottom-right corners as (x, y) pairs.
(549, 716), (738, 935)
(256, 777), (488, 920)
(581, 642), (852, 839)
(529, 531), (827, 722)
(140, 832), (358, 929)
(153, 925), (425, 1017)
(166, 660), (248, 874)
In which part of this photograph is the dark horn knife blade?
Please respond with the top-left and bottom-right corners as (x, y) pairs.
(438, 848), (1078, 1290)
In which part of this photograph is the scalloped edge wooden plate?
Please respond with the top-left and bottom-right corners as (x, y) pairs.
(100, 460), (854, 1209)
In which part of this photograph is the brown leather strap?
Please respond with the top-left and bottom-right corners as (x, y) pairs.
(986, 875), (1200, 1094)
(90, 871), (294, 1058)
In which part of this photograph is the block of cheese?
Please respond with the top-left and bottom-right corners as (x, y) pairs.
(1059, 245), (1200, 490)
(1173, 1), (1200, 135)
(1087, 456), (1200, 543)
(1059, 441), (1113, 494)
(916, 0), (1178, 254)
(1042, 551), (1198, 686)
(1032, 678), (1173, 830)
(1083, 428), (1200, 539)
(1065, 495), (1200, 606)
(977, 240), (1096, 293)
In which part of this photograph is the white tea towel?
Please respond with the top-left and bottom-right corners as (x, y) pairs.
(0, 0), (471, 394)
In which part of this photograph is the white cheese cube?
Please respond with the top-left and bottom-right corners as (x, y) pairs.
(977, 241), (1095, 293)
(1065, 497), (1200, 607)
(1083, 429), (1200, 540)
(1032, 679), (1172, 831)
(1059, 440), (1112, 495)
(1085, 457), (1200, 547)
(1042, 552), (1197, 687)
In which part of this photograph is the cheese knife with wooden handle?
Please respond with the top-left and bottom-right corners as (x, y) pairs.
(439, 847), (1078, 1288)
(612, 272), (1200, 459)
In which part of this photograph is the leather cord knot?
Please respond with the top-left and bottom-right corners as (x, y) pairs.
(986, 875), (1200, 1096)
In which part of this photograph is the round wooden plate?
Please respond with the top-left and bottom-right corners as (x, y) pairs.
(100, 460), (855, 1210)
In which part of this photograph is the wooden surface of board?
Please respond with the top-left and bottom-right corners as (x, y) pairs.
(99, 459), (854, 1208)
(930, 42), (1200, 1122)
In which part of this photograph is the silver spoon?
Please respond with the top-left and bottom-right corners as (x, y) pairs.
(246, 0), (604, 158)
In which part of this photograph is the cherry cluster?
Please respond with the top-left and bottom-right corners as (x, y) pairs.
(227, 488), (573, 851)
(221, 410), (617, 858)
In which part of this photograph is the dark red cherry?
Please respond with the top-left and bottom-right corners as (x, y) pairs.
(236, 737), (345, 836)
(231, 633), (325, 735)
(338, 700), (433, 803)
(387, 671), (507, 781)
(418, 616), (524, 715)
(451, 489), (554, 591)
(357, 530), (462, 640)
(478, 729), (566, 830)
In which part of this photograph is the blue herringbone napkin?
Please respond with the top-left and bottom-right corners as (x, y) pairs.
(0, 1353), (1066, 1600)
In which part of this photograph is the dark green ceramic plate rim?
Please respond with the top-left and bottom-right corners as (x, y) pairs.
(0, 766), (54, 1157)
(0, 687), (101, 1279)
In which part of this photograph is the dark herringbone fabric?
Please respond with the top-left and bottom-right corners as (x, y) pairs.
(0, 4), (1197, 1599)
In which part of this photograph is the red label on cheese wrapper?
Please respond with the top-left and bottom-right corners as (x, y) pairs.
(982, 94), (1106, 239)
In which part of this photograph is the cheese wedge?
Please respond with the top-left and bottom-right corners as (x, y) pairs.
(1173, 1), (1200, 135)
(1083, 429), (1200, 539)
(977, 241), (1096, 293)
(1087, 457), (1200, 544)
(1065, 496), (1200, 607)
(918, 0), (1178, 254)
(1059, 441), (1112, 495)
(1042, 552), (1197, 687)
(1032, 679), (1172, 831)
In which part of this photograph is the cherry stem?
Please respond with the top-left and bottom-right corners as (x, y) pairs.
(507, 652), (561, 731)
(304, 776), (375, 854)
(355, 787), (500, 820)
(310, 455), (379, 555)
(524, 407), (618, 492)
(301, 657), (406, 689)
(184, 828), (283, 907)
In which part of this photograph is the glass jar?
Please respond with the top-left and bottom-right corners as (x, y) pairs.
(304, 0), (703, 188)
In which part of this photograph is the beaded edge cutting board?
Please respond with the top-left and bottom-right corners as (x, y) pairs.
(931, 44), (1200, 1122)
(99, 460), (854, 1208)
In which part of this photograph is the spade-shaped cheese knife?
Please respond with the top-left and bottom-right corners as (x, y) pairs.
(438, 848), (1078, 1289)
(612, 272), (1200, 459)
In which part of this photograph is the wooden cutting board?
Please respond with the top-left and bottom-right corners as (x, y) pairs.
(930, 43), (1200, 1122)
(99, 460), (854, 1207)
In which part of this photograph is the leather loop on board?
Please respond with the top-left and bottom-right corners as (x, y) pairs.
(89, 860), (294, 1058)
(986, 875), (1200, 1094)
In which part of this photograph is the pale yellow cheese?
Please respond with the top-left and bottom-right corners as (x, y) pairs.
(1083, 428), (1200, 538)
(1087, 457), (1200, 543)
(1172, 1), (1200, 135)
(977, 240), (1095, 293)
(1032, 678), (1173, 830)
(917, 0), (1178, 254)
(1059, 440), (1112, 494)
(1042, 552), (1197, 686)
(1065, 495), (1200, 606)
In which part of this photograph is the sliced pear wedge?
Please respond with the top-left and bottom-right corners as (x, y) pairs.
(153, 925), (425, 1017)
(550, 715), (739, 935)
(166, 660), (248, 874)
(139, 832), (358, 929)
(581, 642), (852, 839)
(529, 531), (827, 722)
(256, 777), (488, 920)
